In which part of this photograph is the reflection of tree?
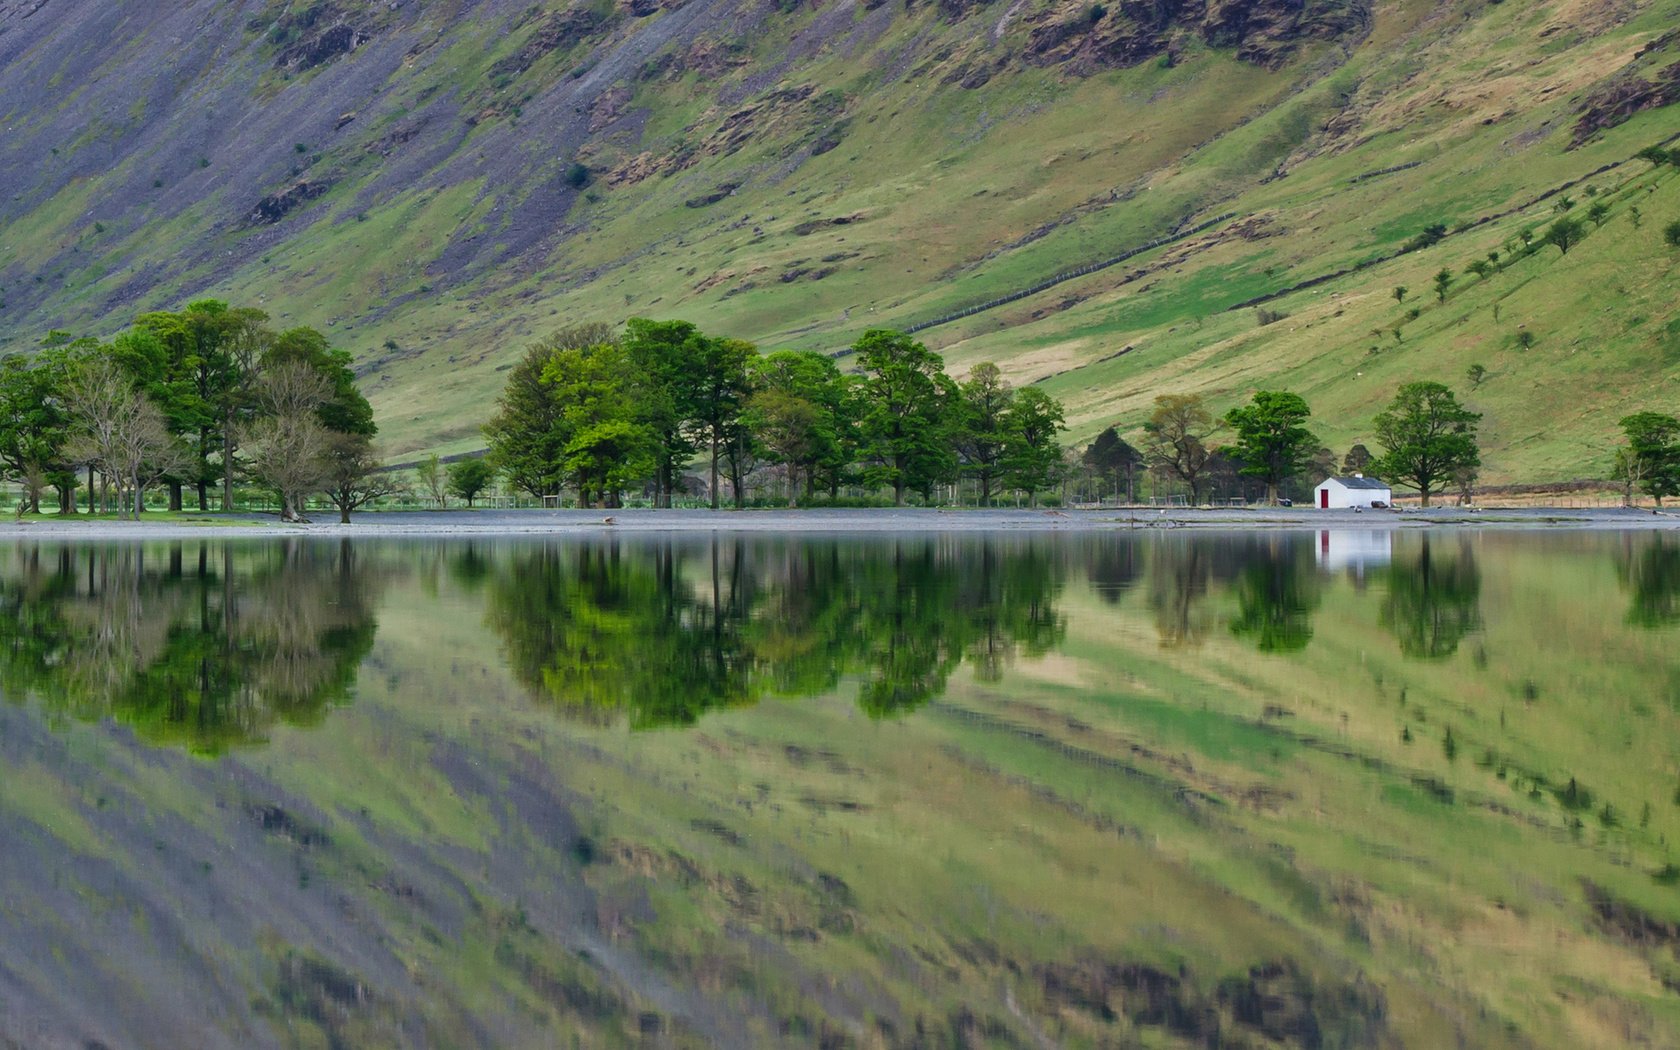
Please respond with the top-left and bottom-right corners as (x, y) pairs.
(484, 537), (1067, 726)
(1381, 536), (1482, 659)
(1084, 536), (1144, 605)
(0, 541), (383, 753)
(1228, 536), (1320, 653)
(1618, 534), (1680, 627)
(1148, 536), (1215, 648)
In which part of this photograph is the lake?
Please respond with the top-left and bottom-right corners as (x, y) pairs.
(2, 529), (1679, 1048)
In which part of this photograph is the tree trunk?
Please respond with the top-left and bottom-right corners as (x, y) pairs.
(224, 410), (236, 511)
(168, 481), (183, 512)
(340, 505), (352, 524)
(57, 485), (74, 515)
(1419, 485), (1432, 509)
(197, 480), (209, 512)
(787, 465), (799, 509)
(894, 479), (905, 507)
(709, 432), (720, 510)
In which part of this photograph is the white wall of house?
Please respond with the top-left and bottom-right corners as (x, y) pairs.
(1315, 478), (1392, 509)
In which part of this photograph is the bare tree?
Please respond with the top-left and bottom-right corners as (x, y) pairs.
(415, 453), (448, 509)
(243, 362), (332, 522)
(62, 360), (185, 518)
(321, 432), (401, 523)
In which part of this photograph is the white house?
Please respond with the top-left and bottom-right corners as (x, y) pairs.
(1314, 475), (1392, 509)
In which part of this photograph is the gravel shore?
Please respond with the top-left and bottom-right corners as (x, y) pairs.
(2, 506), (1677, 540)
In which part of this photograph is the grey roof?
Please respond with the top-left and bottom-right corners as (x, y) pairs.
(1324, 476), (1390, 490)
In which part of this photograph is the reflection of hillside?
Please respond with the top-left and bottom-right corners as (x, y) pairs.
(485, 537), (1068, 727)
(0, 541), (386, 753)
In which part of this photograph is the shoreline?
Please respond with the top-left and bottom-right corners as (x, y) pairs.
(2, 506), (1678, 539)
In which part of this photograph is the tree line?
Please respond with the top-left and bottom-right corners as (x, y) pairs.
(1079, 380), (1483, 508)
(0, 300), (386, 521)
(484, 321), (1069, 508)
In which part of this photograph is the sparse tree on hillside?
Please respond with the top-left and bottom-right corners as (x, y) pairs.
(1433, 268), (1453, 303)
(1370, 382), (1481, 508)
(1665, 220), (1680, 250)
(1544, 216), (1584, 255)
(447, 457), (495, 508)
(1223, 391), (1319, 505)
(1587, 201), (1610, 227)
(1143, 393), (1216, 504)
(1466, 364), (1487, 388)
(1392, 286), (1408, 304)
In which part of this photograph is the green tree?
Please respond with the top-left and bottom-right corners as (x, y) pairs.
(1223, 391), (1319, 504)
(415, 453), (446, 508)
(686, 335), (756, 509)
(1002, 387), (1066, 505)
(1617, 411), (1680, 507)
(321, 432), (399, 523)
(1587, 201), (1610, 227)
(1665, 220), (1680, 250)
(1382, 535), (1481, 658)
(954, 362), (1012, 506)
(1433, 268), (1453, 303)
(1371, 382), (1481, 508)
(1342, 443), (1373, 475)
(621, 318), (705, 507)
(1392, 286), (1408, 303)
(1228, 537), (1320, 653)
(852, 330), (957, 505)
(484, 324), (614, 500)
(1143, 393), (1216, 503)
(0, 349), (77, 513)
(543, 341), (655, 507)
(447, 458), (496, 507)
(1466, 363), (1486, 388)
(1544, 216), (1584, 255)
(1082, 426), (1143, 502)
(747, 350), (847, 505)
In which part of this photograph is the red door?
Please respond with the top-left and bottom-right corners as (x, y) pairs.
(1320, 489), (1329, 509)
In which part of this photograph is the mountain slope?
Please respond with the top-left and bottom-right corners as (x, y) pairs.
(0, 0), (1676, 480)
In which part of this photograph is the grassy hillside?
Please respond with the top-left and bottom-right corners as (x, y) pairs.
(0, 0), (1676, 480)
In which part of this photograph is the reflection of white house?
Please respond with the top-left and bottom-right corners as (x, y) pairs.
(1316, 530), (1393, 577)
(1314, 475), (1392, 509)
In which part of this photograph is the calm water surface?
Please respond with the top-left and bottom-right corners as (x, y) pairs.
(3, 530), (1679, 1048)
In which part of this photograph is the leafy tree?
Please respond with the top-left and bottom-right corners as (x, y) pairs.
(262, 327), (376, 438)
(1666, 220), (1680, 250)
(242, 361), (333, 522)
(1002, 386), (1066, 505)
(1587, 201), (1610, 227)
(1392, 286), (1407, 303)
(62, 357), (187, 518)
(1617, 411), (1680, 506)
(621, 318), (705, 507)
(483, 324), (614, 499)
(1433, 268), (1453, 303)
(686, 335), (755, 509)
(1223, 391), (1318, 504)
(1143, 393), (1216, 503)
(543, 340), (655, 507)
(1341, 443), (1373, 475)
(1371, 381), (1481, 508)
(321, 432), (400, 523)
(852, 330), (957, 505)
(746, 350), (846, 506)
(447, 457), (496, 507)
(415, 453), (447, 509)
(1466, 363), (1486, 388)
(1618, 535), (1680, 626)
(0, 350), (77, 513)
(954, 362), (1012, 506)
(1544, 216), (1584, 255)
(1082, 426), (1143, 502)
(1638, 144), (1672, 167)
